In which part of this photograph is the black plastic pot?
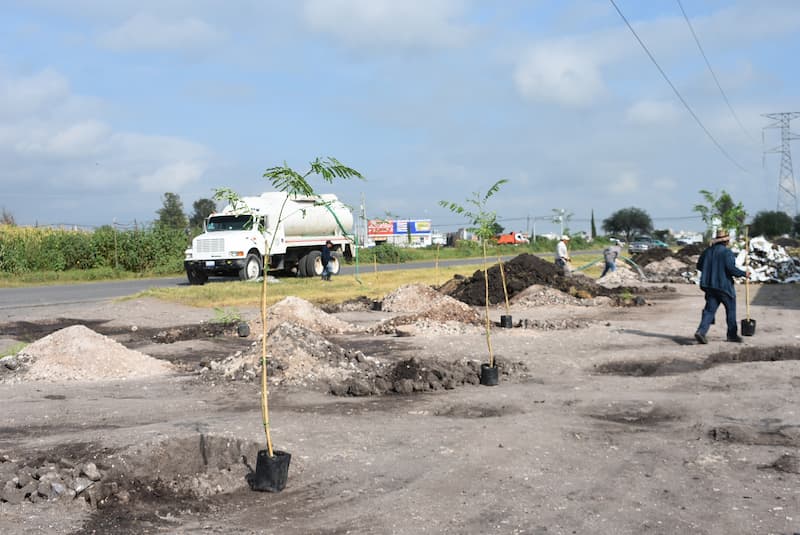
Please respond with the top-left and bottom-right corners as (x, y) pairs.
(480, 363), (499, 386)
(237, 322), (251, 337)
(741, 318), (756, 337)
(500, 315), (513, 328)
(248, 450), (291, 492)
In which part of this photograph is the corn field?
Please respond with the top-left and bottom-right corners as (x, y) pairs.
(0, 224), (189, 274)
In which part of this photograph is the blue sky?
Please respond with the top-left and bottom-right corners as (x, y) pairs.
(1, 0), (798, 235)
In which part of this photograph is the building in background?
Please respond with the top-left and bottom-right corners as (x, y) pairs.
(367, 219), (433, 248)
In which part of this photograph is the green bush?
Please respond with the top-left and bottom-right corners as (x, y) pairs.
(0, 224), (188, 275)
(361, 243), (414, 264)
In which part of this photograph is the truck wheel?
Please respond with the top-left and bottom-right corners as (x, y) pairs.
(187, 269), (207, 285)
(305, 250), (323, 277)
(329, 252), (342, 275)
(297, 254), (309, 277)
(239, 253), (262, 281)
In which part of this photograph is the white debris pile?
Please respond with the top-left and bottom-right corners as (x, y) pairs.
(737, 236), (800, 283)
(683, 236), (800, 284)
(1, 325), (174, 383)
(261, 296), (360, 334)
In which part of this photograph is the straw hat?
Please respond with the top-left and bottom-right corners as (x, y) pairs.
(561, 235), (570, 241)
(712, 229), (730, 244)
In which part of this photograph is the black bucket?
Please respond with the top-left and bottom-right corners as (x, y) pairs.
(248, 450), (291, 492)
(741, 318), (756, 337)
(500, 315), (513, 328)
(237, 322), (251, 337)
(480, 363), (499, 386)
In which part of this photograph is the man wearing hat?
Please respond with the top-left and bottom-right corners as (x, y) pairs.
(555, 235), (572, 274)
(694, 229), (748, 344)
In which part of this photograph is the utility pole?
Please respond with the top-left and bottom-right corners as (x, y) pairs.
(763, 112), (800, 218)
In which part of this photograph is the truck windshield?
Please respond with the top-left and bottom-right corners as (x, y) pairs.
(206, 215), (255, 232)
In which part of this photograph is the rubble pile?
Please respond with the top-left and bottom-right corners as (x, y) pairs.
(202, 321), (526, 395)
(596, 264), (646, 289)
(202, 322), (372, 386)
(736, 236), (800, 283)
(510, 284), (586, 306)
(0, 456), (106, 506)
(263, 296), (359, 334)
(0, 325), (174, 383)
(370, 284), (482, 334)
(443, 253), (625, 306)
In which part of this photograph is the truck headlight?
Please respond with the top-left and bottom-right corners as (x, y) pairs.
(230, 251), (245, 257)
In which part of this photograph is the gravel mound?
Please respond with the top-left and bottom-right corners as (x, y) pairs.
(1, 325), (174, 383)
(201, 321), (527, 395)
(264, 296), (358, 334)
(371, 284), (482, 333)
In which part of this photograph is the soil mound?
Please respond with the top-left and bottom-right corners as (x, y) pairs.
(264, 296), (357, 334)
(597, 264), (645, 288)
(1, 325), (174, 383)
(201, 322), (527, 395)
(204, 322), (369, 385)
(643, 257), (691, 283)
(443, 253), (620, 306)
(371, 284), (482, 333)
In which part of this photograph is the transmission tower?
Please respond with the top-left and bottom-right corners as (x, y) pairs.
(763, 112), (800, 217)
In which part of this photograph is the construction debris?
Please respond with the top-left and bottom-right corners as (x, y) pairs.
(0, 325), (174, 383)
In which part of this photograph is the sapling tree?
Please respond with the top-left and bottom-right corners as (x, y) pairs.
(439, 179), (508, 368)
(214, 157), (363, 458)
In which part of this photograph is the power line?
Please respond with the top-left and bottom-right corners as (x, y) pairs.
(609, 0), (752, 174)
(675, 0), (755, 143)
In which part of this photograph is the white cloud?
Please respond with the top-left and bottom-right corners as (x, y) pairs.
(302, 0), (472, 49)
(98, 12), (226, 53)
(137, 160), (207, 192)
(625, 99), (680, 125)
(610, 171), (639, 194)
(513, 42), (605, 107)
(0, 68), (70, 118)
(0, 66), (212, 195)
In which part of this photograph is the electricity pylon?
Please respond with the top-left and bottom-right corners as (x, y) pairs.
(763, 112), (800, 217)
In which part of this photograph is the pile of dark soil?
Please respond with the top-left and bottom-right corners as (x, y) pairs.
(441, 253), (624, 306)
(330, 355), (528, 397)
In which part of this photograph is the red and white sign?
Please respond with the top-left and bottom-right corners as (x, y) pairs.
(367, 220), (394, 236)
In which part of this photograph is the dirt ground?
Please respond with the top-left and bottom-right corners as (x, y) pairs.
(0, 273), (799, 534)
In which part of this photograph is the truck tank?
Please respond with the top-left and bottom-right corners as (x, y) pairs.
(226, 192), (354, 236)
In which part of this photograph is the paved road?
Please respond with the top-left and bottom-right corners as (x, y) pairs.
(0, 251), (599, 310)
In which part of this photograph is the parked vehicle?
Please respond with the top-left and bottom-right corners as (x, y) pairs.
(496, 232), (530, 245)
(628, 236), (669, 254)
(184, 192), (354, 284)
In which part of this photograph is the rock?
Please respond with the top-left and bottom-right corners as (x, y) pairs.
(1, 485), (24, 505)
(37, 480), (53, 499)
(81, 462), (102, 482)
(1, 356), (19, 371)
(16, 472), (33, 488)
(69, 477), (92, 494)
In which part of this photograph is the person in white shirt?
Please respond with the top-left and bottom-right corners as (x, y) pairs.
(555, 235), (572, 274)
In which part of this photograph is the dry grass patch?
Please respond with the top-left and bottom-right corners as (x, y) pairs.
(134, 264), (485, 308)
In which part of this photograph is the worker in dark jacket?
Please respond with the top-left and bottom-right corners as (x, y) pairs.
(694, 229), (748, 344)
(320, 240), (334, 281)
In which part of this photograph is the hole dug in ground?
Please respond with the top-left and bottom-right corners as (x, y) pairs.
(594, 345), (800, 377)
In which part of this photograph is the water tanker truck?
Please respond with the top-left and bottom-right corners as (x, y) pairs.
(184, 192), (354, 284)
